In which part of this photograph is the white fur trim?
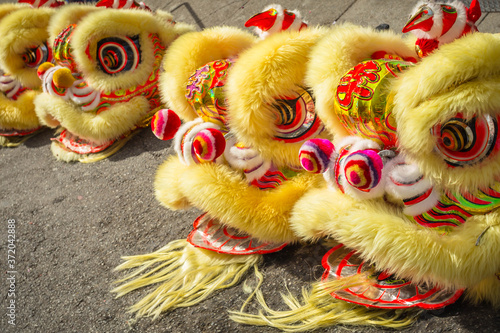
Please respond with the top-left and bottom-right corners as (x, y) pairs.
(243, 159), (272, 182)
(336, 137), (381, 153)
(0, 74), (22, 98)
(224, 135), (271, 182)
(173, 118), (220, 165)
(42, 66), (69, 101)
(323, 165), (337, 189)
(384, 155), (441, 216)
(403, 186), (441, 216)
(385, 162), (434, 199)
(335, 136), (360, 151)
(349, 138), (381, 153)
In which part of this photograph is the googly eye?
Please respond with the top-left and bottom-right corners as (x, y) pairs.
(96, 35), (141, 75)
(272, 87), (323, 143)
(22, 42), (52, 68)
(432, 113), (498, 167)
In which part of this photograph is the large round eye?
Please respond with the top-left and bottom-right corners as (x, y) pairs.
(22, 42), (52, 68)
(432, 113), (498, 167)
(272, 87), (323, 143)
(96, 35), (141, 75)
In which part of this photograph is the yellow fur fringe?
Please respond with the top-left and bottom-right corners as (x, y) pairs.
(112, 239), (261, 318)
(230, 273), (420, 331)
(47, 4), (102, 47)
(466, 274), (500, 307)
(0, 3), (25, 21)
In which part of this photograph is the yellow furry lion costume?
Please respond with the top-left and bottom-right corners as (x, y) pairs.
(113, 16), (333, 318)
(0, 4), (54, 146)
(33, 4), (193, 162)
(226, 24), (500, 331)
(114, 4), (499, 332)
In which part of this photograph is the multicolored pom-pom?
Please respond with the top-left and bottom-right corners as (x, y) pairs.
(299, 139), (335, 173)
(151, 109), (181, 141)
(192, 128), (226, 162)
(343, 149), (383, 190)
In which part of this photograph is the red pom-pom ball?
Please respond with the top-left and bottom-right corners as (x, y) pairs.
(193, 128), (226, 162)
(151, 109), (181, 141)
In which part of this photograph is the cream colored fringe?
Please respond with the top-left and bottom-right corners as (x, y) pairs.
(229, 273), (421, 332)
(112, 239), (262, 319)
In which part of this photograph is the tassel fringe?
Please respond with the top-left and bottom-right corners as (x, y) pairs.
(229, 273), (421, 332)
(112, 239), (262, 319)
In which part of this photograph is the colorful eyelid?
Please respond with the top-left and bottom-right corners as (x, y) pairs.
(96, 35), (142, 75)
(22, 43), (52, 68)
(432, 113), (498, 167)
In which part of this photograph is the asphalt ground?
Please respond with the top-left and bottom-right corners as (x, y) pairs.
(1, 0), (500, 332)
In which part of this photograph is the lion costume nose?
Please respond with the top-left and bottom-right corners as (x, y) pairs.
(37, 62), (76, 89)
(52, 67), (75, 88)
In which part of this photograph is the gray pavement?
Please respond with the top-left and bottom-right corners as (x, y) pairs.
(1, 0), (500, 332)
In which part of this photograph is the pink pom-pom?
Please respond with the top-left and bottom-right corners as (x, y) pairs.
(343, 149), (383, 190)
(193, 128), (226, 162)
(299, 139), (335, 173)
(151, 109), (181, 141)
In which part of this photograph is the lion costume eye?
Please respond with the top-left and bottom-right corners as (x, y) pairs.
(96, 35), (141, 75)
(431, 113), (498, 167)
(272, 87), (322, 143)
(22, 42), (52, 68)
